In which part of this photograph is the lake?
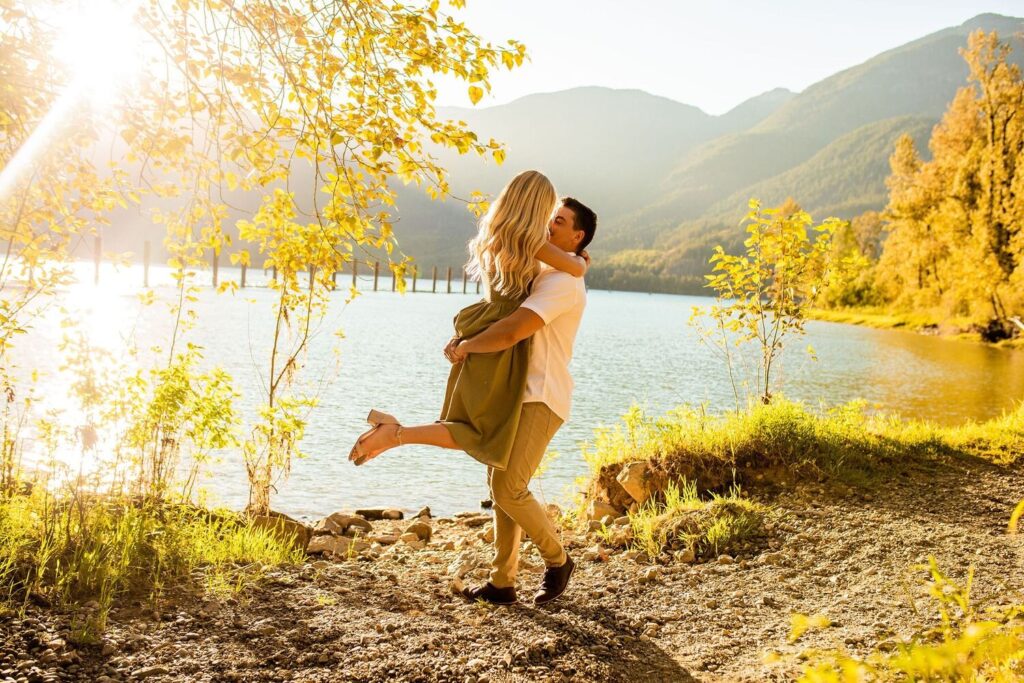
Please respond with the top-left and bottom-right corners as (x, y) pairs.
(11, 264), (1024, 519)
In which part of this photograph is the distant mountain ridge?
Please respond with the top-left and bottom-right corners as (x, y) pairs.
(97, 13), (1024, 294)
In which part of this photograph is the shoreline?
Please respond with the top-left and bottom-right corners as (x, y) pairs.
(806, 306), (1024, 349)
(4, 461), (1022, 682)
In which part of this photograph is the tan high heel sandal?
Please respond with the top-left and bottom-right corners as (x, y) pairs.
(349, 409), (403, 464)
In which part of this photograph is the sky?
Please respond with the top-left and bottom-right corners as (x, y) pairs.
(434, 0), (1024, 114)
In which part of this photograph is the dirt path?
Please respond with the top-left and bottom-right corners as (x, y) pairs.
(3, 456), (1023, 682)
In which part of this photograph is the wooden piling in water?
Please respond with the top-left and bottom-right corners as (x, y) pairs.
(272, 265), (278, 282)
(240, 263), (247, 288)
(373, 261), (380, 291)
(309, 265), (315, 291)
(446, 266), (452, 294)
(391, 266), (397, 292)
(432, 266), (437, 293)
(462, 266), (467, 294)
(93, 235), (101, 285)
(143, 241), (150, 288)
(351, 260), (357, 288)
(412, 266), (418, 293)
(476, 279), (480, 294)
(212, 250), (219, 287)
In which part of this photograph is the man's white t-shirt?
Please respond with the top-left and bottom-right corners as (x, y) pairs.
(520, 266), (587, 422)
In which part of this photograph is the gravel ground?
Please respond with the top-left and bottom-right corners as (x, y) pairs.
(2, 455), (1022, 682)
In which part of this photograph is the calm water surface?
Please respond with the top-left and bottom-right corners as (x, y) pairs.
(12, 265), (1024, 518)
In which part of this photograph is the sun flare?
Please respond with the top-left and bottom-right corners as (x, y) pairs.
(52, 1), (148, 109)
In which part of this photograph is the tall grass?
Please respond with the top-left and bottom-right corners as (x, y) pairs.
(0, 489), (302, 641)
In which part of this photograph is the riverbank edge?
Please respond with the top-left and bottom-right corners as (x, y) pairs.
(806, 306), (1024, 349)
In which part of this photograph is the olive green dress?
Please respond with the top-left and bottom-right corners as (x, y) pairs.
(439, 290), (530, 471)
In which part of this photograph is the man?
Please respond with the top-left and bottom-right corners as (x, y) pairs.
(448, 196), (597, 606)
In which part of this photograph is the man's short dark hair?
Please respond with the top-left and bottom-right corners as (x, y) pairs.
(561, 197), (596, 255)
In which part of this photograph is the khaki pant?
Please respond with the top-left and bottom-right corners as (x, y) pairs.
(487, 402), (565, 588)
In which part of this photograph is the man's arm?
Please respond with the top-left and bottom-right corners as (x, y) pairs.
(452, 308), (545, 358)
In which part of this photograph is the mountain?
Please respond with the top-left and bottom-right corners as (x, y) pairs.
(94, 13), (1024, 293)
(602, 13), (1024, 257)
(390, 85), (796, 267)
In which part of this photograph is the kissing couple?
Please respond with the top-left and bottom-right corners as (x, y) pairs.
(349, 170), (597, 606)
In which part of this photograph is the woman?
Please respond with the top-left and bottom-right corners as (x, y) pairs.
(347, 169), (586, 467)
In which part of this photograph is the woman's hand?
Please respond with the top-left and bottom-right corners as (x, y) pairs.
(444, 336), (465, 364)
(581, 250), (591, 266)
(449, 340), (469, 364)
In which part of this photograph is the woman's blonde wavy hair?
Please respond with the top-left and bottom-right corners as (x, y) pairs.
(467, 170), (556, 300)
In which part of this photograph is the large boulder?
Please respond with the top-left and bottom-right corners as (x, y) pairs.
(249, 512), (312, 552)
(616, 461), (653, 505)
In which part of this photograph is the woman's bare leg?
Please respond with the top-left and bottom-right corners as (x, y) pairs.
(351, 422), (458, 466)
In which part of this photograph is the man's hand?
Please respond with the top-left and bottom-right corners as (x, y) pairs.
(443, 336), (462, 364)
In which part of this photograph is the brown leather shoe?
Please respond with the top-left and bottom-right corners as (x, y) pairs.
(534, 555), (575, 605)
(461, 582), (518, 606)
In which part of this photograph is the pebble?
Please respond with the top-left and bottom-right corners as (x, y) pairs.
(638, 567), (662, 584)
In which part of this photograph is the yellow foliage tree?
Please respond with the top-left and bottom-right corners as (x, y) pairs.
(1, 0), (525, 513)
(876, 31), (1024, 336)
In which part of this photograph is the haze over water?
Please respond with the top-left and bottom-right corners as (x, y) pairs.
(13, 265), (1024, 519)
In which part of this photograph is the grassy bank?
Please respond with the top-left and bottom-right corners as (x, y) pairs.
(0, 492), (302, 641)
(579, 399), (1023, 558)
(585, 399), (1022, 484)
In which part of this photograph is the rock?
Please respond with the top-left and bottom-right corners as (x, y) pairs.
(441, 540), (456, 551)
(674, 549), (696, 564)
(616, 461), (652, 505)
(249, 512), (311, 551)
(622, 549), (644, 562)
(586, 500), (620, 522)
(100, 642), (117, 657)
(467, 658), (486, 673)
(613, 515), (630, 527)
(480, 499), (494, 509)
(588, 520), (604, 533)
(717, 554), (735, 565)
(415, 506), (431, 519)
(133, 665), (170, 679)
(404, 521), (432, 542)
(638, 567), (662, 584)
(400, 532), (425, 549)
(582, 545), (609, 563)
(355, 507), (404, 521)
(460, 515), (491, 528)
(545, 504), (562, 521)
(370, 534), (399, 546)
(315, 512), (373, 536)
(307, 535), (368, 557)
(642, 623), (660, 638)
(448, 553), (478, 579)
